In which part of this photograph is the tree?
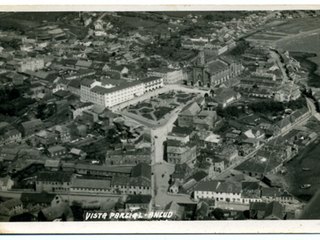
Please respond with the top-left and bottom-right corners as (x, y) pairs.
(211, 208), (224, 220)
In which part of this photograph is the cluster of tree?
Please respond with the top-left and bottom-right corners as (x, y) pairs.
(203, 11), (250, 22)
(139, 58), (166, 70)
(36, 103), (55, 120)
(0, 87), (21, 103)
(0, 97), (35, 117)
(217, 105), (246, 118)
(228, 39), (250, 56)
(106, 128), (120, 144)
(217, 98), (307, 119)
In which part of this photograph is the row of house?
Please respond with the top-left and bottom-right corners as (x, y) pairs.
(194, 179), (301, 206)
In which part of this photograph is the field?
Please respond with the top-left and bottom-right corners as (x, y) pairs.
(267, 17), (320, 34)
(9, 12), (79, 23)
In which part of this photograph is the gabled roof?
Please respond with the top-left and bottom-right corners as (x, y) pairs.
(194, 180), (220, 192)
(20, 191), (58, 205)
(72, 178), (111, 189)
(1, 148), (20, 155)
(0, 176), (12, 187)
(37, 171), (72, 182)
(70, 148), (83, 155)
(242, 181), (260, 190)
(264, 201), (283, 219)
(21, 119), (43, 129)
(206, 59), (229, 75)
(261, 187), (281, 197)
(67, 79), (81, 89)
(41, 202), (73, 221)
(131, 163), (151, 179)
(1, 198), (22, 209)
(179, 102), (201, 116)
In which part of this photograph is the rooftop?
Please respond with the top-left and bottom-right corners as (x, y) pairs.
(125, 194), (152, 204)
(36, 171), (73, 182)
(72, 178), (111, 189)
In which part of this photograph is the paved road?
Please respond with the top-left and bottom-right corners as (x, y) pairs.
(0, 190), (121, 205)
(269, 50), (289, 81)
(84, 12), (108, 40)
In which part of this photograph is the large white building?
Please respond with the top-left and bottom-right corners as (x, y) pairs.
(194, 180), (242, 203)
(147, 68), (183, 84)
(80, 77), (163, 107)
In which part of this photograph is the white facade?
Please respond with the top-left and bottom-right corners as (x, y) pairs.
(194, 190), (242, 203)
(80, 78), (163, 107)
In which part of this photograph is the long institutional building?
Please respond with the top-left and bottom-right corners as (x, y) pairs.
(80, 76), (163, 107)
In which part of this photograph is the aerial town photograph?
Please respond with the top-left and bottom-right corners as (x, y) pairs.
(0, 9), (320, 224)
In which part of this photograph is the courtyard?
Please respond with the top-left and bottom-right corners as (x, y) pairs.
(122, 90), (200, 127)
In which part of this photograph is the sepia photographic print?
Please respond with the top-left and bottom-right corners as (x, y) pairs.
(0, 4), (320, 233)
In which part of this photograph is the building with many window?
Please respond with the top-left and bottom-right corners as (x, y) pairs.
(80, 77), (163, 108)
(147, 68), (184, 84)
(35, 172), (73, 193)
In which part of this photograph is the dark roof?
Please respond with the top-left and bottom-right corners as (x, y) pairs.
(261, 187), (281, 197)
(20, 191), (58, 205)
(53, 90), (70, 98)
(60, 58), (78, 66)
(67, 79), (81, 89)
(131, 163), (151, 178)
(241, 181), (260, 190)
(75, 163), (132, 174)
(179, 102), (201, 116)
(264, 201), (284, 219)
(249, 201), (267, 211)
(172, 126), (194, 136)
(72, 178), (111, 189)
(235, 158), (282, 174)
(194, 180), (220, 192)
(187, 171), (208, 182)
(125, 195), (152, 204)
(36, 171), (73, 182)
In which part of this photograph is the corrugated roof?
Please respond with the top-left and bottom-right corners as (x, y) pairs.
(72, 178), (111, 189)
(75, 163), (132, 173)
